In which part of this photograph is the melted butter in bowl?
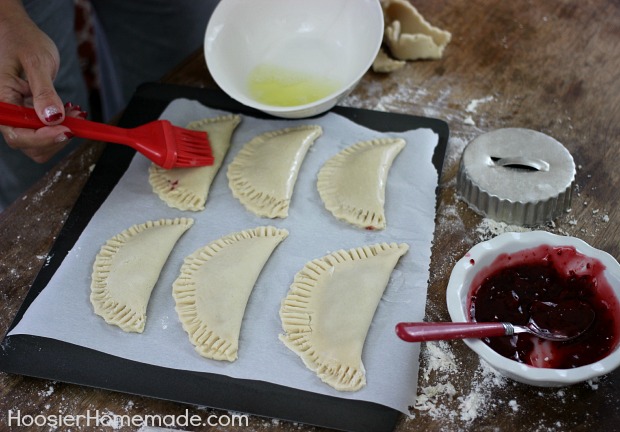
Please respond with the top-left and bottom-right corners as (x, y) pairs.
(204, 0), (384, 118)
(247, 64), (342, 107)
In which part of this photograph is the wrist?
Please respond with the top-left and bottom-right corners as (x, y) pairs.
(0, 1), (33, 29)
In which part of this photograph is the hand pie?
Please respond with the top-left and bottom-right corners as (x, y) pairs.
(228, 125), (322, 218)
(173, 226), (288, 361)
(317, 138), (405, 230)
(149, 114), (242, 211)
(90, 218), (194, 333)
(382, 0), (452, 60)
(279, 242), (409, 391)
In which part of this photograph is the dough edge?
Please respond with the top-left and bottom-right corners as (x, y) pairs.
(382, 0), (452, 61)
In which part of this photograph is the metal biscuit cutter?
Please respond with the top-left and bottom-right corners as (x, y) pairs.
(457, 128), (576, 226)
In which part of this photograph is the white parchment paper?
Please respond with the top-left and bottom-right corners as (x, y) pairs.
(9, 99), (439, 413)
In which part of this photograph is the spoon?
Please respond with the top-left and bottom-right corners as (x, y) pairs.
(396, 300), (595, 343)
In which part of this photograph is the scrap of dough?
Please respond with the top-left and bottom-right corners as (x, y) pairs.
(279, 242), (409, 391)
(91, 218), (194, 333)
(382, 0), (452, 60)
(317, 138), (406, 230)
(372, 47), (406, 73)
(173, 226), (288, 361)
(149, 114), (242, 211)
(227, 125), (322, 218)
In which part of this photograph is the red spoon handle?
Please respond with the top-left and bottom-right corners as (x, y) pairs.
(395, 322), (508, 342)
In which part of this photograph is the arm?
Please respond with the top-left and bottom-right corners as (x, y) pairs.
(0, 0), (77, 162)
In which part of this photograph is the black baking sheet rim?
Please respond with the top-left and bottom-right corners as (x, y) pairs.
(0, 82), (449, 432)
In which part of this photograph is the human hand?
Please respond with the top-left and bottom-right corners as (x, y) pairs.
(0, 2), (85, 163)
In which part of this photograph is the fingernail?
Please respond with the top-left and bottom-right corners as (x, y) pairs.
(7, 128), (18, 142)
(78, 111), (88, 119)
(64, 102), (81, 113)
(44, 106), (63, 123)
(55, 132), (74, 143)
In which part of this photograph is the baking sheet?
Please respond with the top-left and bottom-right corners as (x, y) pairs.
(1, 84), (449, 432)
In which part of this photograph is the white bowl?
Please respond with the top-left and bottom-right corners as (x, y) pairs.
(446, 230), (620, 387)
(204, 0), (384, 118)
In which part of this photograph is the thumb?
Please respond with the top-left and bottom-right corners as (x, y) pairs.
(23, 53), (65, 125)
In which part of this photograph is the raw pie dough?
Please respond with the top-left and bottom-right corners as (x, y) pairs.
(279, 242), (409, 391)
(381, 0), (452, 61)
(372, 48), (406, 73)
(227, 125), (322, 218)
(173, 226), (288, 361)
(90, 218), (194, 333)
(317, 138), (405, 230)
(149, 114), (242, 211)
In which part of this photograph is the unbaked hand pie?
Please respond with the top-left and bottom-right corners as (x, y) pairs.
(90, 218), (194, 333)
(227, 125), (322, 218)
(149, 114), (242, 211)
(279, 242), (409, 391)
(173, 226), (288, 361)
(317, 138), (405, 230)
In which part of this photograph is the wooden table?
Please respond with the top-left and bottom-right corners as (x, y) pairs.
(1, 1), (619, 430)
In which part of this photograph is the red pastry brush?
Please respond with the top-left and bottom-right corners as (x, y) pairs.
(0, 101), (214, 169)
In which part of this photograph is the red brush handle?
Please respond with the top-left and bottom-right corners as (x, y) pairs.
(0, 101), (134, 145)
(395, 322), (508, 342)
(0, 101), (46, 129)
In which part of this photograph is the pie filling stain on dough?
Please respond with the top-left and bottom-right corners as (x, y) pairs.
(279, 242), (409, 391)
(173, 226), (288, 361)
(317, 138), (406, 230)
(149, 114), (242, 211)
(227, 125), (323, 218)
(90, 218), (194, 333)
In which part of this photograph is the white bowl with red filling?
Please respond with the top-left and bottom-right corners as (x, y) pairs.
(447, 230), (620, 387)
